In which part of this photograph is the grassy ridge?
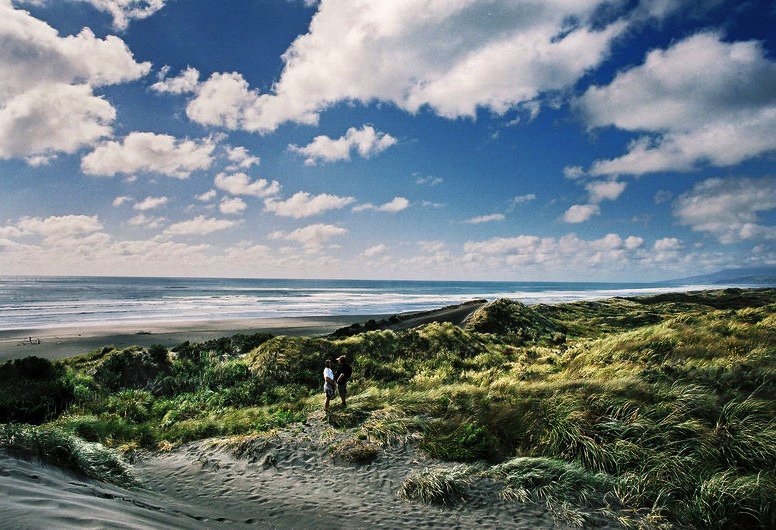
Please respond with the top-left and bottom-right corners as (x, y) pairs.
(0, 288), (774, 527)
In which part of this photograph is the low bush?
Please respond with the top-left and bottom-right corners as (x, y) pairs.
(0, 356), (74, 423)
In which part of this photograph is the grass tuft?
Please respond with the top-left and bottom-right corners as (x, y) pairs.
(397, 465), (471, 506)
(0, 423), (135, 487)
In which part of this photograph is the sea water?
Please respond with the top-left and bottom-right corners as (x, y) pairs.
(0, 276), (719, 331)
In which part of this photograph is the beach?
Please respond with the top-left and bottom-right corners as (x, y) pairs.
(0, 315), (375, 362)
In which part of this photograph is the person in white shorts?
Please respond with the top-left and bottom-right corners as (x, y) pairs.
(323, 359), (337, 412)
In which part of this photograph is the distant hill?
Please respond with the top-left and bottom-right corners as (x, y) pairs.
(667, 266), (776, 286)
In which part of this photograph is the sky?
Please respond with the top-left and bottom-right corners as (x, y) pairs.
(0, 0), (774, 282)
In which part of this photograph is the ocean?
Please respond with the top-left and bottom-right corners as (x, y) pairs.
(0, 276), (718, 331)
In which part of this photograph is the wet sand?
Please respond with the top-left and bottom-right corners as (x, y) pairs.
(0, 315), (378, 362)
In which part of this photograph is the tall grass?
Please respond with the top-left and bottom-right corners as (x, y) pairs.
(0, 423), (135, 487)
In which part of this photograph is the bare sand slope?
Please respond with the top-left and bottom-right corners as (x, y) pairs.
(0, 414), (562, 529)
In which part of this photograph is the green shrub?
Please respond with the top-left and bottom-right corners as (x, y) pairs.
(0, 356), (74, 423)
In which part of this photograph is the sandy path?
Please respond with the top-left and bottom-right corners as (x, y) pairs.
(0, 416), (565, 529)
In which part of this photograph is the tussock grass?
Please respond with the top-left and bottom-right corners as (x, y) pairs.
(397, 465), (471, 505)
(0, 423), (135, 487)
(2, 289), (774, 528)
(329, 438), (379, 464)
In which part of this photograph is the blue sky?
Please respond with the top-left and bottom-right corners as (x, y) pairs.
(0, 0), (774, 281)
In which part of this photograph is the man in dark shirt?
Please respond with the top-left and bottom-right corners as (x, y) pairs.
(334, 355), (352, 407)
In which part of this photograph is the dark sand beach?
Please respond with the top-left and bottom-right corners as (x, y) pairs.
(0, 300), (487, 362)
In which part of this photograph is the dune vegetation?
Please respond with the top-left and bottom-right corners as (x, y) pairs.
(1, 288), (774, 528)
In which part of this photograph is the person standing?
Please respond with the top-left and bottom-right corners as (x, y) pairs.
(323, 359), (337, 412)
(334, 355), (352, 407)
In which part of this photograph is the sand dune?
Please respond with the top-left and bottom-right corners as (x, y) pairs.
(1, 414), (558, 529)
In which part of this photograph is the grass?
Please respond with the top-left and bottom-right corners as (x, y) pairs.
(0, 423), (135, 487)
(397, 465), (471, 505)
(0, 288), (774, 528)
(329, 438), (380, 464)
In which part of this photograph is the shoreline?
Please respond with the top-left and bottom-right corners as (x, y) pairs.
(0, 315), (383, 361)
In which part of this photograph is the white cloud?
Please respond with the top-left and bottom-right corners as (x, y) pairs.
(133, 195), (168, 211)
(81, 132), (215, 178)
(511, 193), (537, 205)
(165, 215), (240, 236)
(585, 180), (626, 202)
(0, 3), (150, 100)
(112, 195), (132, 207)
(196, 189), (217, 202)
(0, 84), (115, 159)
(185, 72), (258, 129)
(563, 204), (600, 223)
(673, 177), (776, 243)
(416, 176), (443, 186)
(74, 0), (167, 31)
(563, 166), (585, 179)
(0, 214), (103, 242)
(417, 240), (446, 253)
(563, 180), (625, 224)
(654, 237), (682, 252)
(264, 191), (355, 219)
(127, 213), (166, 229)
(577, 32), (776, 176)
(151, 66), (199, 94)
(225, 145), (260, 170)
(463, 213), (505, 225)
(179, 2), (627, 132)
(362, 244), (388, 257)
(0, 2), (150, 160)
(214, 172), (280, 198)
(464, 232), (647, 269)
(624, 236), (644, 250)
(269, 223), (347, 251)
(219, 197), (247, 215)
(289, 125), (396, 165)
(353, 197), (409, 213)
(24, 154), (56, 167)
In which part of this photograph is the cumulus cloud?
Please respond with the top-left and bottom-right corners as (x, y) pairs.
(151, 65), (200, 94)
(195, 189), (217, 202)
(214, 172), (280, 197)
(289, 125), (396, 165)
(0, 84), (115, 159)
(264, 191), (355, 219)
(463, 213), (505, 225)
(112, 195), (132, 207)
(353, 197), (410, 213)
(0, 214), (103, 243)
(177, 2), (627, 132)
(133, 195), (168, 211)
(81, 132), (215, 178)
(219, 197), (247, 215)
(0, 2), (150, 160)
(362, 244), (388, 257)
(563, 204), (600, 223)
(268, 223), (347, 251)
(577, 32), (776, 176)
(564, 180), (625, 224)
(585, 180), (626, 202)
(74, 0), (167, 31)
(464, 232), (646, 269)
(165, 215), (240, 236)
(673, 177), (776, 243)
(225, 145), (260, 170)
(127, 213), (166, 229)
